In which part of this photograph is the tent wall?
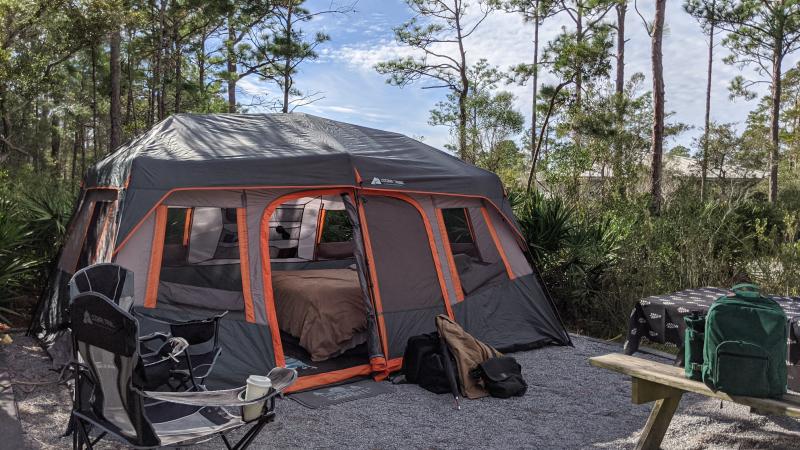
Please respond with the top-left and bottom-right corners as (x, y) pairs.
(360, 194), (450, 360)
(36, 182), (569, 390)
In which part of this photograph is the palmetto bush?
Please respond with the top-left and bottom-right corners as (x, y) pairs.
(0, 175), (75, 325)
(512, 187), (794, 338)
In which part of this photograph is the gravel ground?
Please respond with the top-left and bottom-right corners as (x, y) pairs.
(4, 333), (800, 449)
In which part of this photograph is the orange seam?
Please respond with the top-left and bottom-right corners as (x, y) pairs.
(435, 209), (465, 302)
(285, 364), (372, 393)
(237, 208), (256, 323)
(112, 185), (525, 258)
(144, 205), (167, 308)
(481, 206), (515, 280)
(315, 208), (326, 245)
(182, 208), (193, 247)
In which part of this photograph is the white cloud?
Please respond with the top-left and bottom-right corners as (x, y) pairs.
(322, 2), (799, 150)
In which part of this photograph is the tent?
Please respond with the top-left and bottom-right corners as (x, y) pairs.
(31, 113), (571, 391)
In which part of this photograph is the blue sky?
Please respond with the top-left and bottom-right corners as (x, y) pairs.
(236, 0), (798, 154)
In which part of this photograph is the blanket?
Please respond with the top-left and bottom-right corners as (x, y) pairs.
(272, 269), (367, 361)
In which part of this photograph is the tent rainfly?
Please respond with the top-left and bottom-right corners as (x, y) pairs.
(31, 113), (571, 391)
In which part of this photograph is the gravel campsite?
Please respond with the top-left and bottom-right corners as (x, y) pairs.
(4, 333), (799, 449)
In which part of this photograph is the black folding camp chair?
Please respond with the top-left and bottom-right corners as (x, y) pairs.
(137, 310), (227, 390)
(68, 291), (296, 449)
(69, 263), (135, 312)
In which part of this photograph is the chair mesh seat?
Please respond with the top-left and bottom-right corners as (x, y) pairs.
(148, 404), (243, 446)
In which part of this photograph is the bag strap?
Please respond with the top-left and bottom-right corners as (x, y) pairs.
(732, 283), (761, 299)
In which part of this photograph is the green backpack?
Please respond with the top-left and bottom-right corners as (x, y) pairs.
(701, 284), (788, 398)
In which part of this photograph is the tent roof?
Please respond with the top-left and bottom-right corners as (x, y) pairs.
(87, 113), (502, 194)
(85, 113), (515, 244)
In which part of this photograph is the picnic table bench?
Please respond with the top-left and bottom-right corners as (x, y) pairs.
(589, 353), (800, 450)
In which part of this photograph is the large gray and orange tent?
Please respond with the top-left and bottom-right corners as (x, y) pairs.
(32, 113), (570, 391)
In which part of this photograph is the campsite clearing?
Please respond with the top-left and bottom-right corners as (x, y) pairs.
(5, 333), (800, 449)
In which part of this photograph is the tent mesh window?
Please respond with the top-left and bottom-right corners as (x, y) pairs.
(156, 207), (245, 312)
(441, 207), (508, 296)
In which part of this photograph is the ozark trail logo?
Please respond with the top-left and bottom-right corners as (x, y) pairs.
(370, 176), (404, 186)
(83, 310), (117, 331)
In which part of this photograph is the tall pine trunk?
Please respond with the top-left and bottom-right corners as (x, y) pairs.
(173, 24), (182, 114)
(649, 0), (666, 215)
(769, 44), (783, 204)
(227, 12), (237, 113)
(91, 44), (99, 159)
(701, 20), (714, 202)
(614, 0), (626, 197)
(282, 3), (293, 113)
(455, 8), (469, 162)
(526, 3), (542, 191)
(110, 30), (122, 152)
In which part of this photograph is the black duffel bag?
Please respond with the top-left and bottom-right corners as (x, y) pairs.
(471, 356), (527, 398)
(402, 332), (452, 394)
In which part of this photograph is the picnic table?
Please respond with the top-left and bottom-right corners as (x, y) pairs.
(590, 353), (800, 450)
(622, 287), (800, 391)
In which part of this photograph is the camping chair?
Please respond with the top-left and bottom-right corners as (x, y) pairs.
(137, 310), (228, 390)
(68, 291), (296, 449)
(68, 263), (135, 312)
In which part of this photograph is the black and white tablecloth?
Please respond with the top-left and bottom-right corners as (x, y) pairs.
(623, 287), (800, 391)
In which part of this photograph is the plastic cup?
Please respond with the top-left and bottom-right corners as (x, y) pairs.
(242, 375), (272, 421)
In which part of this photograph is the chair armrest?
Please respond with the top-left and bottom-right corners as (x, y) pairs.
(140, 367), (297, 407)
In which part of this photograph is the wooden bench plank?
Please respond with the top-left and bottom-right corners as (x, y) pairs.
(589, 353), (800, 418)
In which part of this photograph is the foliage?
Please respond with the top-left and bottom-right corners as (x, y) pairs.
(0, 170), (75, 324)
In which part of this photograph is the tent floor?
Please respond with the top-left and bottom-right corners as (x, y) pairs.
(280, 332), (368, 377)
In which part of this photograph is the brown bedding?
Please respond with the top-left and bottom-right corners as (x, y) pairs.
(271, 269), (367, 361)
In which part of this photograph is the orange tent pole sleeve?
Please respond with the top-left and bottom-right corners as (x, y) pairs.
(182, 208), (193, 247)
(236, 208), (256, 323)
(144, 205), (168, 308)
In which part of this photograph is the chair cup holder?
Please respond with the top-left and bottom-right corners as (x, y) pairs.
(238, 388), (274, 422)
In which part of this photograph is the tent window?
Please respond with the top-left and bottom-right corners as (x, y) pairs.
(165, 207), (189, 245)
(77, 201), (114, 268)
(153, 206), (245, 312)
(441, 208), (479, 259)
(319, 210), (353, 243)
(440, 206), (508, 297)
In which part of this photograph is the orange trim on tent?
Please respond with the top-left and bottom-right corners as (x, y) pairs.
(387, 357), (403, 373)
(182, 208), (193, 247)
(286, 364), (373, 393)
(481, 206), (514, 280)
(113, 184), (354, 256)
(144, 206), (168, 308)
(112, 185), (524, 257)
(356, 197), (391, 361)
(236, 208), (256, 323)
(369, 356), (387, 373)
(315, 208), (326, 245)
(260, 188), (354, 367)
(364, 192), (454, 319)
(435, 209), (465, 302)
(353, 167), (363, 185)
